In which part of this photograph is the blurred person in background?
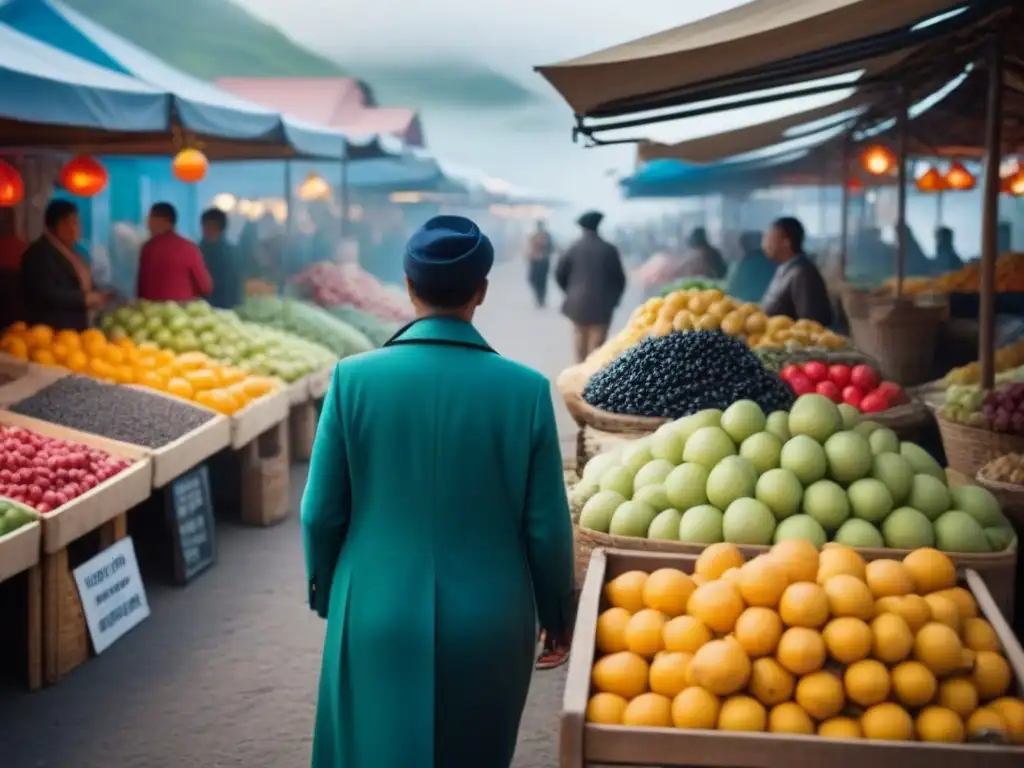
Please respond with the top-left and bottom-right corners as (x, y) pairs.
(679, 226), (728, 279)
(934, 226), (962, 273)
(137, 202), (213, 302)
(555, 210), (627, 363)
(726, 230), (776, 303)
(200, 208), (241, 309)
(525, 219), (554, 308)
(20, 200), (113, 330)
(761, 216), (833, 326)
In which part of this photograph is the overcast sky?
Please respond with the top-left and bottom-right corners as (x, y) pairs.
(237, 0), (752, 73)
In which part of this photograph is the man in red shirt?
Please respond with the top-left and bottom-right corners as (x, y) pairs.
(137, 202), (214, 301)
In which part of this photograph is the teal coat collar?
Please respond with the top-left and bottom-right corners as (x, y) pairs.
(385, 316), (495, 353)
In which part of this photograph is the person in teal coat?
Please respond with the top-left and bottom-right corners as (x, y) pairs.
(301, 215), (576, 768)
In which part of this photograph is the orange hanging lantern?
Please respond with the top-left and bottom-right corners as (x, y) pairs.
(915, 166), (947, 193)
(0, 159), (24, 207)
(860, 144), (896, 176)
(1005, 168), (1024, 197)
(59, 155), (107, 197)
(172, 148), (208, 184)
(944, 161), (976, 191)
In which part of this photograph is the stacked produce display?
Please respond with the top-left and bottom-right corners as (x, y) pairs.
(0, 322), (277, 415)
(290, 261), (413, 323)
(586, 542), (1024, 743)
(0, 423), (133, 514)
(327, 305), (399, 347)
(582, 331), (794, 419)
(233, 296), (374, 358)
(588, 289), (848, 369)
(882, 252), (1024, 295)
(941, 341), (1024, 388)
(941, 382), (1024, 435)
(98, 301), (335, 382)
(575, 393), (1016, 553)
(778, 361), (908, 413)
(980, 454), (1024, 485)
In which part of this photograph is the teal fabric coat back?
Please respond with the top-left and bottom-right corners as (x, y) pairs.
(301, 316), (575, 768)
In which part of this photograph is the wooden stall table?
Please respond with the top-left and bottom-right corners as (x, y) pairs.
(224, 389), (292, 527)
(0, 518), (42, 689)
(0, 412), (153, 686)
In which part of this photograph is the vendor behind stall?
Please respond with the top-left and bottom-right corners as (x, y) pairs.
(19, 200), (112, 331)
(137, 202), (213, 302)
(761, 216), (834, 326)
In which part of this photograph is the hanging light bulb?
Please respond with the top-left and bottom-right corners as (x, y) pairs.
(297, 172), (332, 201)
(59, 155), (108, 197)
(861, 144), (896, 176)
(944, 161), (976, 191)
(915, 166), (947, 193)
(0, 159), (24, 207)
(1006, 168), (1024, 197)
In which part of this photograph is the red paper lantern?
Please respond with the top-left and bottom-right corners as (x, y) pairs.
(861, 144), (896, 176)
(915, 166), (947, 193)
(0, 159), (24, 207)
(59, 155), (107, 197)
(172, 148), (208, 183)
(944, 161), (976, 191)
(846, 175), (864, 192)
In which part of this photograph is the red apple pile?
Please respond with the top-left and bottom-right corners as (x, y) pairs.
(0, 426), (132, 514)
(779, 361), (909, 413)
(982, 383), (1024, 435)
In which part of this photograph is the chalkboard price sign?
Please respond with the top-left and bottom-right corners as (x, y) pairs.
(167, 464), (216, 584)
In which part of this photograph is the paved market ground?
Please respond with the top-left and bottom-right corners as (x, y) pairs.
(0, 261), (644, 768)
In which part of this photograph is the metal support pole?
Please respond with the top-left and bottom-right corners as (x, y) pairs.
(980, 33), (1004, 390)
(282, 160), (293, 293)
(839, 139), (852, 280)
(340, 157), (350, 241)
(895, 87), (909, 298)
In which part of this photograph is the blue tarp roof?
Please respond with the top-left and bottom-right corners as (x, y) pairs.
(0, 0), (346, 158)
(0, 21), (169, 133)
(620, 151), (813, 199)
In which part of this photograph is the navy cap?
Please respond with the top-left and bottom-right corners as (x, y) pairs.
(404, 215), (494, 289)
(577, 210), (603, 230)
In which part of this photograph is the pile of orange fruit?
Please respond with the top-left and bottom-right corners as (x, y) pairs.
(588, 542), (1024, 745)
(0, 323), (277, 415)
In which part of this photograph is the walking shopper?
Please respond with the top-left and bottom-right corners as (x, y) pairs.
(302, 215), (575, 768)
(525, 219), (554, 308)
(555, 210), (627, 363)
(726, 230), (776, 303)
(761, 216), (834, 326)
(680, 226), (728, 279)
(137, 202), (213, 302)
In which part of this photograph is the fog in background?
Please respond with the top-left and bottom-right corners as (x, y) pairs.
(234, 0), (776, 227)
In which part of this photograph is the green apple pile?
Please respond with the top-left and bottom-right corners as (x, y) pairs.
(0, 498), (39, 537)
(100, 300), (336, 382)
(234, 296), (375, 358)
(574, 394), (1017, 553)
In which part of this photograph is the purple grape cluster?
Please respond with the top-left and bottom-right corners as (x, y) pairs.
(982, 382), (1024, 434)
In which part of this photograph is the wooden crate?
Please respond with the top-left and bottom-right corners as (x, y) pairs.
(562, 549), (1024, 768)
(0, 355), (68, 408)
(240, 419), (291, 527)
(308, 365), (334, 400)
(231, 389), (290, 449)
(0, 520), (42, 690)
(285, 375), (311, 407)
(289, 399), (320, 463)
(0, 415), (155, 686)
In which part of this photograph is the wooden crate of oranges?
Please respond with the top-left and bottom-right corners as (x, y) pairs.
(562, 544), (1024, 768)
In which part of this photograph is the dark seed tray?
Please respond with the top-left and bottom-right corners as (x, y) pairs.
(9, 376), (214, 448)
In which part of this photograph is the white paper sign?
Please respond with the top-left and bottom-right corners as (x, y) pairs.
(73, 537), (150, 654)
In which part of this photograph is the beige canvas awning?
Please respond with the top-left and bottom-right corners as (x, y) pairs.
(636, 95), (868, 163)
(536, 0), (969, 116)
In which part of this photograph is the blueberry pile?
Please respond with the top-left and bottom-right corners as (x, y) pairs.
(583, 330), (795, 418)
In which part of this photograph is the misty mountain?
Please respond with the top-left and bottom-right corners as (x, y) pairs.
(61, 0), (545, 109)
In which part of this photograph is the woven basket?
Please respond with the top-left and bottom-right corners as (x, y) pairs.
(557, 362), (669, 435)
(975, 473), (1024, 529)
(937, 416), (1024, 478)
(572, 523), (1019, 616)
(577, 426), (648, 472)
(841, 291), (948, 387)
(871, 399), (935, 441)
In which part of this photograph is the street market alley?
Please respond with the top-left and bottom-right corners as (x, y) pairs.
(0, 261), (643, 767)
